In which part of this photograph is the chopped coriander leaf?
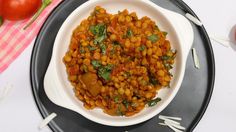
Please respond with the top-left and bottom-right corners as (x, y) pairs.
(162, 31), (168, 36)
(147, 97), (161, 107)
(164, 63), (173, 70)
(87, 45), (96, 51)
(105, 64), (114, 70)
(90, 23), (107, 44)
(90, 23), (106, 36)
(124, 71), (131, 78)
(161, 55), (171, 60)
(82, 65), (88, 72)
(131, 102), (137, 107)
(113, 41), (120, 45)
(89, 25), (97, 35)
(168, 71), (173, 77)
(116, 105), (124, 116)
(155, 25), (159, 30)
(148, 34), (159, 43)
(80, 48), (85, 53)
(122, 34), (127, 39)
(168, 84), (171, 88)
(126, 29), (133, 37)
(101, 71), (110, 80)
(139, 45), (146, 51)
(114, 96), (120, 103)
(149, 77), (158, 85)
(94, 35), (106, 45)
(148, 72), (158, 85)
(110, 47), (116, 55)
(98, 64), (113, 80)
(91, 60), (101, 68)
(99, 43), (107, 55)
(122, 100), (129, 109)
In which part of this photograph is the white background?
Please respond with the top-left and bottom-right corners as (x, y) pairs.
(0, 0), (236, 131)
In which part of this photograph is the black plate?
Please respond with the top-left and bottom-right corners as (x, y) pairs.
(30, 0), (215, 131)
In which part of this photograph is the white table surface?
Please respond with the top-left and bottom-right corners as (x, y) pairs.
(1, 0), (236, 131)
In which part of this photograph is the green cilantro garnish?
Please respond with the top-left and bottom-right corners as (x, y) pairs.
(126, 29), (133, 38)
(87, 45), (96, 51)
(148, 34), (159, 43)
(162, 31), (168, 36)
(99, 43), (107, 55)
(147, 98), (161, 107)
(91, 60), (101, 68)
(90, 23), (107, 45)
(139, 45), (146, 51)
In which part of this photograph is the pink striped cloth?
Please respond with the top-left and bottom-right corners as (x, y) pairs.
(0, 0), (62, 73)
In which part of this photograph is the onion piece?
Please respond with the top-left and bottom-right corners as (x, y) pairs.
(165, 120), (186, 130)
(159, 116), (180, 125)
(0, 84), (13, 102)
(164, 121), (184, 132)
(39, 113), (57, 129)
(159, 115), (182, 121)
(192, 48), (200, 69)
(158, 123), (167, 126)
(209, 34), (230, 47)
(185, 13), (203, 26)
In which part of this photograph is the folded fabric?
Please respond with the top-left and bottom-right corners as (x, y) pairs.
(0, 0), (62, 73)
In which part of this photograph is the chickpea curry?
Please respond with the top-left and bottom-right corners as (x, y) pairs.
(63, 6), (176, 116)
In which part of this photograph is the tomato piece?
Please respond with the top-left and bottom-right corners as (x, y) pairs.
(1, 0), (42, 21)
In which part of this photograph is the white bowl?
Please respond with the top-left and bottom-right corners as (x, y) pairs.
(44, 0), (193, 126)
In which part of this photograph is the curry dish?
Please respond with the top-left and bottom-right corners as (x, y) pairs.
(63, 6), (176, 116)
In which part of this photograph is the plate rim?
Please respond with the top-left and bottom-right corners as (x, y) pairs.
(30, 0), (215, 131)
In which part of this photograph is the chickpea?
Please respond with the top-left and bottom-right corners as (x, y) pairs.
(142, 58), (148, 65)
(146, 40), (152, 48)
(72, 50), (78, 58)
(156, 62), (162, 68)
(69, 75), (77, 82)
(81, 41), (88, 47)
(135, 21), (141, 27)
(118, 88), (124, 95)
(118, 76), (124, 81)
(64, 54), (72, 62)
(87, 65), (94, 72)
(115, 83), (120, 88)
(125, 40), (131, 48)
(157, 70), (165, 77)
(131, 80), (137, 86)
(130, 37), (137, 43)
(85, 52), (91, 58)
(164, 75), (171, 81)
(101, 86), (106, 93)
(125, 89), (131, 96)
(110, 34), (117, 41)
(145, 92), (153, 99)
(93, 52), (100, 60)
(147, 48), (153, 56)
(102, 61), (107, 65)
(101, 55), (107, 62)
(125, 15), (132, 22)
(132, 96), (137, 101)
(150, 58), (156, 64)
(142, 22), (148, 29)
(99, 8), (105, 14)
(142, 50), (147, 56)
(120, 82), (125, 88)
(156, 47), (162, 56)
(83, 59), (90, 65)
(118, 15), (125, 22)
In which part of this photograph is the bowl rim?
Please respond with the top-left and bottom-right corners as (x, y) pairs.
(44, 0), (192, 126)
